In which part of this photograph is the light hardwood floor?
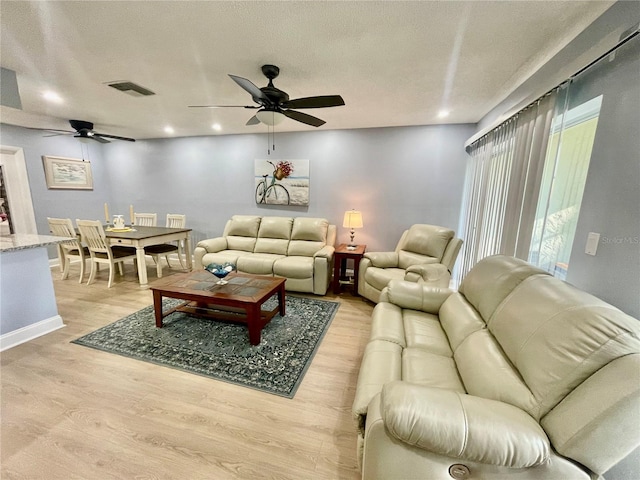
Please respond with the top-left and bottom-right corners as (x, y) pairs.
(1, 260), (373, 479)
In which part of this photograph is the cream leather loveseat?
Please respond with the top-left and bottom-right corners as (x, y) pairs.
(194, 215), (336, 295)
(353, 255), (639, 479)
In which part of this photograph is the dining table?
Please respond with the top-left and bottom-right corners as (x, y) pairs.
(104, 225), (192, 288)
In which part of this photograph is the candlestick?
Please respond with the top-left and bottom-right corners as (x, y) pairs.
(129, 205), (134, 225)
(104, 203), (109, 224)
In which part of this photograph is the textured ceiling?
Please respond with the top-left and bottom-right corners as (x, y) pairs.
(0, 1), (614, 140)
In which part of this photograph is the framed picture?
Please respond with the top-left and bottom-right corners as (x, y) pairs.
(254, 159), (309, 206)
(42, 156), (93, 190)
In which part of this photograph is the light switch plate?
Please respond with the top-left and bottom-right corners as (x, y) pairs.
(585, 232), (600, 256)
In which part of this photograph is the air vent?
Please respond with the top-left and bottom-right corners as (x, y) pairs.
(106, 81), (155, 97)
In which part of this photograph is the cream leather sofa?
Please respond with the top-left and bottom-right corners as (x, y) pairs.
(194, 215), (336, 295)
(353, 255), (639, 479)
(358, 224), (462, 303)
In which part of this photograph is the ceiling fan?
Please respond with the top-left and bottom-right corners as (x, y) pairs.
(190, 64), (345, 127)
(28, 119), (136, 143)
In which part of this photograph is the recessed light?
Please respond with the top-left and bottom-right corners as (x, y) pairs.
(212, 123), (221, 131)
(164, 126), (174, 134)
(438, 110), (450, 119)
(42, 91), (63, 103)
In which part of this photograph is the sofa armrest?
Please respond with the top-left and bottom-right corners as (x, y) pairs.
(404, 263), (450, 285)
(384, 280), (453, 314)
(195, 237), (228, 253)
(313, 245), (335, 260)
(364, 251), (398, 268)
(380, 381), (550, 468)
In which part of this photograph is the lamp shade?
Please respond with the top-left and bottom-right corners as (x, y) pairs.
(343, 210), (363, 229)
(256, 109), (286, 126)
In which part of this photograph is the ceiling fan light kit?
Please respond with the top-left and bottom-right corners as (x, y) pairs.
(255, 110), (286, 126)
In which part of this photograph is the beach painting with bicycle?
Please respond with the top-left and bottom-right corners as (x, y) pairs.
(254, 159), (309, 206)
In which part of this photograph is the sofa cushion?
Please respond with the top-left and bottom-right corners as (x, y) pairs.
(273, 256), (314, 279)
(438, 293), (486, 351)
(403, 309), (452, 356)
(288, 218), (328, 256)
(459, 254), (548, 321)
(455, 329), (538, 416)
(200, 250), (253, 266)
(370, 302), (406, 347)
(236, 253), (284, 275)
(352, 339), (403, 418)
(490, 274), (640, 419)
(225, 215), (261, 237)
(402, 349), (465, 392)
(254, 216), (293, 255)
(401, 224), (454, 259)
(224, 215), (262, 252)
(364, 267), (406, 292)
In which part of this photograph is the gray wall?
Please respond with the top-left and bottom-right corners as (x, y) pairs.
(564, 34), (640, 319)
(0, 122), (474, 253)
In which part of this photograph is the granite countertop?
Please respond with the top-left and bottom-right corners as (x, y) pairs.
(0, 234), (73, 252)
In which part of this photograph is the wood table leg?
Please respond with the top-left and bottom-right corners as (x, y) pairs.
(153, 290), (164, 327)
(278, 285), (286, 317)
(332, 255), (341, 294)
(247, 304), (261, 345)
(136, 246), (148, 288)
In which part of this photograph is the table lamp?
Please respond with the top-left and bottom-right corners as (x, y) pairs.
(343, 210), (363, 250)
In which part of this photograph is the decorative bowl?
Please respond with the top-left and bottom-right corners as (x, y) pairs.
(204, 262), (236, 285)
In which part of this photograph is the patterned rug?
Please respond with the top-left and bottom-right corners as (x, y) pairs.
(72, 296), (339, 398)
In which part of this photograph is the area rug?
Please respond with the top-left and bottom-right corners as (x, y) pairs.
(72, 296), (339, 398)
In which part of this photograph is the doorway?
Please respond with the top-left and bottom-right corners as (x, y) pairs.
(0, 145), (37, 235)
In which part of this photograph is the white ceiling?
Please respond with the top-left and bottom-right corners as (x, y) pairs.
(0, 1), (614, 140)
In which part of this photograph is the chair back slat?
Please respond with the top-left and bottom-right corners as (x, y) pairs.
(76, 219), (110, 254)
(166, 214), (186, 229)
(47, 217), (80, 251)
(134, 213), (157, 226)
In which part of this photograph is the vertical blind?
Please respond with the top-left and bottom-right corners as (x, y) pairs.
(455, 91), (557, 282)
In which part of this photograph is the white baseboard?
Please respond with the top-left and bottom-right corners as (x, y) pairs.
(0, 315), (66, 352)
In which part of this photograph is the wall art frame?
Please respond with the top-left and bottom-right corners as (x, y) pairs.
(42, 155), (93, 190)
(254, 159), (309, 206)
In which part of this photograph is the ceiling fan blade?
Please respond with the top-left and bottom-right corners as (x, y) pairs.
(90, 135), (110, 144)
(24, 127), (74, 134)
(282, 109), (326, 127)
(281, 95), (345, 109)
(93, 132), (136, 142)
(228, 74), (269, 103)
(188, 105), (259, 109)
(246, 115), (260, 126)
(42, 132), (72, 137)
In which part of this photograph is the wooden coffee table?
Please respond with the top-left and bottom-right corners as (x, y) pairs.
(150, 270), (286, 345)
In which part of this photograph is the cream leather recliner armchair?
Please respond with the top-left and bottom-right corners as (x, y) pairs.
(352, 255), (640, 479)
(358, 224), (462, 303)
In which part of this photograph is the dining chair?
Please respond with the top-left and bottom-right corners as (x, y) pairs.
(133, 212), (157, 226)
(76, 219), (138, 288)
(144, 214), (187, 278)
(47, 217), (90, 283)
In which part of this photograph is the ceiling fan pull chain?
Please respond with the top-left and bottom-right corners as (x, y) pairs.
(267, 124), (271, 155)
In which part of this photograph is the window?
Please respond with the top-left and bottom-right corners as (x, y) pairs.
(528, 95), (603, 278)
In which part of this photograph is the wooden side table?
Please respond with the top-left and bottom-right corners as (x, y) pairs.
(332, 243), (366, 295)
